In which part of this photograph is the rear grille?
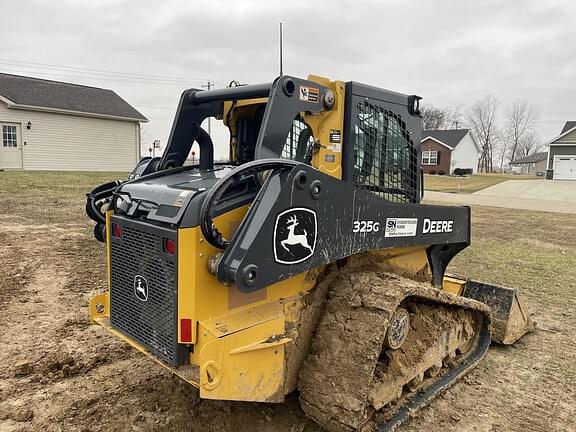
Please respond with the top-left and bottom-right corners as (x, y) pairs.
(109, 216), (187, 366)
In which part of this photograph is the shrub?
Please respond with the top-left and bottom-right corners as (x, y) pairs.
(429, 169), (437, 175)
(453, 168), (473, 176)
(438, 170), (445, 175)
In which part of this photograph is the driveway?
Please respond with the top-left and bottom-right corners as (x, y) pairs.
(475, 179), (576, 201)
(424, 180), (576, 214)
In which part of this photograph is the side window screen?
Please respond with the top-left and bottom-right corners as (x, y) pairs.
(281, 116), (314, 163)
(353, 101), (417, 203)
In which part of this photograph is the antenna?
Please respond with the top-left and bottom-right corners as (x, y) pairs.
(279, 22), (284, 76)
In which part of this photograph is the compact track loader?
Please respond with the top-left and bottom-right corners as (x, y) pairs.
(86, 75), (533, 431)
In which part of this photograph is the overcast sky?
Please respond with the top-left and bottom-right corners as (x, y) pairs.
(1, 0), (574, 159)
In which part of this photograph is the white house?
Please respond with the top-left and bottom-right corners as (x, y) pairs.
(420, 129), (481, 174)
(0, 73), (147, 171)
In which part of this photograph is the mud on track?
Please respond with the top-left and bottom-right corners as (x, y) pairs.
(1, 173), (576, 432)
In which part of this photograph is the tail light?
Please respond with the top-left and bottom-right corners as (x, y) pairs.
(163, 238), (176, 255)
(112, 223), (123, 238)
(180, 319), (192, 343)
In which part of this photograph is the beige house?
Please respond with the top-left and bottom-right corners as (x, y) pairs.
(0, 73), (147, 171)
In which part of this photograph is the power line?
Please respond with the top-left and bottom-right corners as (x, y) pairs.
(0, 57), (211, 83)
(0, 58), (229, 89)
(138, 104), (175, 111)
(0, 68), (197, 86)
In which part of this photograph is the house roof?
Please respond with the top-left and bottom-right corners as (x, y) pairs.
(0, 73), (147, 122)
(561, 121), (576, 134)
(545, 121), (576, 146)
(421, 129), (470, 149)
(509, 151), (547, 164)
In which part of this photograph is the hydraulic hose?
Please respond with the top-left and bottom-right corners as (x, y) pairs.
(199, 159), (300, 249)
(85, 180), (122, 224)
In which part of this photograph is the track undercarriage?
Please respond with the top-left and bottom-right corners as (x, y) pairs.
(299, 259), (490, 432)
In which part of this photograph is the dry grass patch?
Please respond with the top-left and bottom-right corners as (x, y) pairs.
(425, 174), (540, 193)
(448, 205), (576, 311)
(0, 171), (127, 224)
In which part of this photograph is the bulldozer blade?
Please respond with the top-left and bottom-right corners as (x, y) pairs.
(461, 279), (535, 345)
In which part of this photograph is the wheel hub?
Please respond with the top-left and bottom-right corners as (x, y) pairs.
(385, 307), (410, 350)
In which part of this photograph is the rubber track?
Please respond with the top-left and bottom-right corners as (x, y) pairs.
(299, 269), (491, 432)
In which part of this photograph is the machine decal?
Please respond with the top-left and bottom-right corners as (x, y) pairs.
(422, 218), (454, 234)
(329, 129), (342, 152)
(353, 220), (380, 233)
(173, 190), (191, 207)
(329, 129), (341, 143)
(324, 154), (336, 163)
(273, 208), (317, 265)
(134, 275), (149, 302)
(384, 218), (418, 238)
(299, 86), (320, 103)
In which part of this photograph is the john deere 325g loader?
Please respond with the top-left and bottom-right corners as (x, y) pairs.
(86, 75), (533, 431)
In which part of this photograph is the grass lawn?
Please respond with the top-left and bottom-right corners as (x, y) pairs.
(449, 205), (576, 311)
(424, 173), (540, 193)
(0, 170), (127, 224)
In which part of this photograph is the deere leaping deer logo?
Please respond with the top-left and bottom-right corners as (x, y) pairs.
(274, 208), (317, 265)
(281, 215), (313, 253)
(134, 275), (148, 302)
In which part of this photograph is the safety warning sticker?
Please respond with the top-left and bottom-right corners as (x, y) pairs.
(299, 86), (320, 103)
(329, 129), (341, 143)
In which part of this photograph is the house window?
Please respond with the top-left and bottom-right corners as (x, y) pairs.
(2, 125), (17, 148)
(422, 150), (438, 165)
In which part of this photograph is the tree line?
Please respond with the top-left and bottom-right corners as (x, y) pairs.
(421, 97), (541, 173)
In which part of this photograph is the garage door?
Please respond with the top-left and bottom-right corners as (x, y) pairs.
(554, 156), (576, 180)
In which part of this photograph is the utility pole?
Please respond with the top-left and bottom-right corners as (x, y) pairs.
(202, 80), (215, 136)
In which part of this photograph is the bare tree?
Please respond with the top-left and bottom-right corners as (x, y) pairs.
(467, 96), (499, 173)
(421, 104), (451, 130)
(421, 104), (466, 130)
(496, 127), (512, 172)
(506, 100), (538, 162)
(516, 130), (542, 158)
